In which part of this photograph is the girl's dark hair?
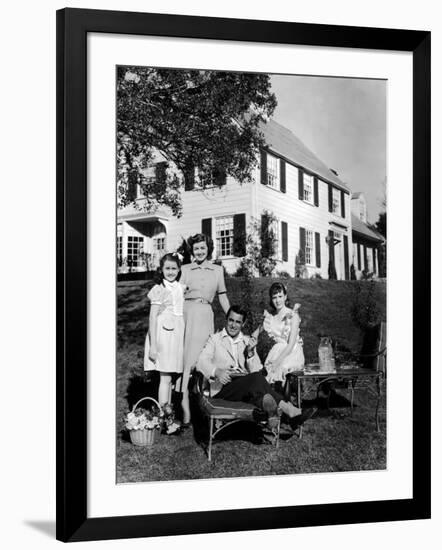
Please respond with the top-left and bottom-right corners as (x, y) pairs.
(156, 253), (181, 285)
(187, 233), (214, 260)
(268, 282), (290, 311)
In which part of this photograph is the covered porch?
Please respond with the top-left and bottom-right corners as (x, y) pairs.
(117, 210), (169, 273)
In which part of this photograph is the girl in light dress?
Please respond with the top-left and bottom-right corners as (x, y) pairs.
(144, 253), (185, 408)
(253, 282), (305, 386)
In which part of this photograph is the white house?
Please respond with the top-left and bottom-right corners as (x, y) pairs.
(350, 192), (385, 279)
(117, 119), (355, 279)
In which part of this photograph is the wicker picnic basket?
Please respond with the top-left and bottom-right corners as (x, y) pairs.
(128, 396), (161, 447)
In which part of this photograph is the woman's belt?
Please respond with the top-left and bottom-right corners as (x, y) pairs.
(185, 297), (212, 305)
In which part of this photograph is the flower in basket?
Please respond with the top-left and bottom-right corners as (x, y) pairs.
(125, 407), (161, 431)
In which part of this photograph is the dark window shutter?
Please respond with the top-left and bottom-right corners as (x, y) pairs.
(363, 245), (368, 271)
(281, 221), (288, 261)
(341, 190), (346, 218)
(127, 171), (137, 201)
(233, 213), (246, 257)
(280, 160), (286, 193)
(201, 218), (212, 240)
(260, 150), (267, 185)
(299, 227), (306, 262)
(373, 248), (377, 274)
(343, 235), (350, 280)
(315, 232), (321, 268)
(298, 169), (304, 200)
(213, 166), (226, 186)
(328, 229), (335, 268)
(328, 185), (333, 212)
(155, 162), (167, 184)
(184, 160), (195, 191)
(314, 177), (319, 206)
(261, 213), (270, 257)
(357, 242), (361, 270)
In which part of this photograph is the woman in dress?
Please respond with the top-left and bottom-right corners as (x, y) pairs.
(179, 234), (230, 424)
(253, 282), (304, 386)
(144, 253), (185, 408)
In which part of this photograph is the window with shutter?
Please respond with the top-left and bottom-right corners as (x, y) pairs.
(315, 232), (321, 267)
(233, 214), (246, 257)
(343, 235), (350, 280)
(127, 171), (137, 201)
(304, 229), (315, 265)
(215, 216), (234, 258)
(266, 153), (280, 189)
(328, 185), (333, 213)
(328, 229), (335, 271)
(201, 218), (212, 240)
(280, 160), (286, 193)
(281, 221), (288, 262)
(299, 227), (306, 262)
(298, 169), (304, 200)
(155, 162), (167, 184)
(332, 187), (341, 215)
(260, 149), (267, 186)
(184, 161), (195, 191)
(261, 214), (271, 258)
(303, 173), (314, 204)
(314, 177), (319, 206)
(213, 166), (227, 186)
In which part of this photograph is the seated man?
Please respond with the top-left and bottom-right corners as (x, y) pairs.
(196, 305), (302, 423)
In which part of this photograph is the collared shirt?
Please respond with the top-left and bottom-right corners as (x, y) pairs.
(221, 328), (244, 369)
(181, 260), (226, 303)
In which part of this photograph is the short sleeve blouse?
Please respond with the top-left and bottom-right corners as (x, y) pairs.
(181, 260), (226, 304)
(147, 284), (167, 305)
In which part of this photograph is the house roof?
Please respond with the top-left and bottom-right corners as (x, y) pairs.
(261, 119), (350, 192)
(351, 213), (385, 242)
(351, 192), (364, 199)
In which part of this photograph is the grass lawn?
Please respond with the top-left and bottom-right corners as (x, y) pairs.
(116, 277), (386, 483)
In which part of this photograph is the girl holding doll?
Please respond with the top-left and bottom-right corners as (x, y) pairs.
(144, 252), (185, 409)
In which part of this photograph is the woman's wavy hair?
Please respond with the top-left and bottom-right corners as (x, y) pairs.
(187, 233), (214, 260)
(268, 282), (291, 311)
(155, 252), (182, 285)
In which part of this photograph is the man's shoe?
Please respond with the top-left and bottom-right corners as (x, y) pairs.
(262, 394), (278, 417)
(289, 407), (317, 428)
(267, 416), (280, 431)
(278, 400), (302, 419)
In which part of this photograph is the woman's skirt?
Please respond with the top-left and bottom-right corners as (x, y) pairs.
(175, 301), (214, 393)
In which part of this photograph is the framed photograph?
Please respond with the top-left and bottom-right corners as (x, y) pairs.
(57, 8), (431, 542)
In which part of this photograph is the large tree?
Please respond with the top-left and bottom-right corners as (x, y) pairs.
(117, 67), (277, 216)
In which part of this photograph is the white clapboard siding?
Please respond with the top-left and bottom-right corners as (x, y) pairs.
(255, 161), (352, 278)
(166, 177), (253, 272)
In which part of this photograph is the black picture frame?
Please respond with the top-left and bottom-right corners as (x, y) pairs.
(56, 8), (431, 543)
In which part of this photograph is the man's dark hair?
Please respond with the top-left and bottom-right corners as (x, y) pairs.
(226, 305), (248, 323)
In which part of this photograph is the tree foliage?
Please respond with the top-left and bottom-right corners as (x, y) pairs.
(117, 67), (277, 216)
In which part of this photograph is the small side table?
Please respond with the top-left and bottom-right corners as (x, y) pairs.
(285, 364), (384, 438)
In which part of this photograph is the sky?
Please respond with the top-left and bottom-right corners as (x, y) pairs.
(270, 74), (386, 224)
